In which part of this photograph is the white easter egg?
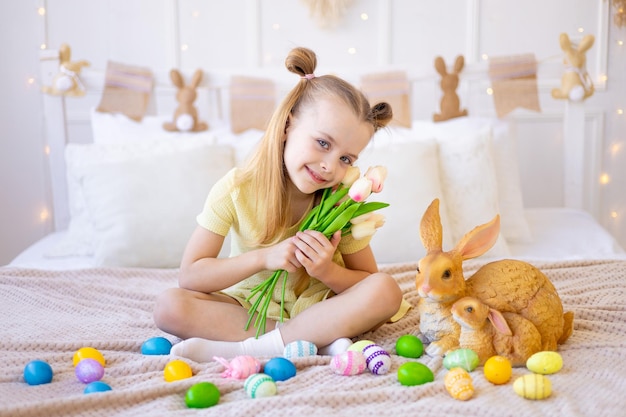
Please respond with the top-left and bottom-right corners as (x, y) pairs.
(284, 340), (318, 359)
(330, 351), (367, 376)
(244, 373), (277, 399)
(363, 344), (391, 375)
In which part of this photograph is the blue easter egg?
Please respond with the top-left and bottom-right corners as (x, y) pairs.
(23, 360), (53, 385)
(141, 337), (172, 355)
(263, 357), (297, 381)
(84, 381), (112, 394)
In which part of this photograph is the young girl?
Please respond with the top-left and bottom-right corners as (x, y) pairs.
(153, 47), (405, 362)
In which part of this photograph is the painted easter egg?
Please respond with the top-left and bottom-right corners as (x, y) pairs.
(244, 373), (277, 398)
(397, 362), (434, 386)
(526, 351), (563, 375)
(84, 381), (112, 394)
(214, 355), (261, 379)
(263, 357), (297, 382)
(513, 374), (552, 400)
(185, 382), (220, 408)
(484, 355), (512, 385)
(443, 348), (479, 372)
(395, 334), (424, 358)
(444, 367), (474, 401)
(163, 359), (193, 382)
(347, 340), (374, 353)
(363, 344), (392, 375)
(75, 358), (105, 384)
(23, 360), (53, 386)
(330, 351), (367, 376)
(284, 340), (318, 359)
(141, 337), (172, 355)
(73, 347), (106, 367)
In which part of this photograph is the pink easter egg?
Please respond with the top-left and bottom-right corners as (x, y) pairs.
(213, 355), (261, 379)
(330, 351), (367, 376)
(363, 344), (391, 375)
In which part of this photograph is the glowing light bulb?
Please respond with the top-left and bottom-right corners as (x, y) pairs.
(272, 23), (280, 30)
(44, 145), (50, 155)
(40, 43), (46, 50)
(601, 74), (608, 82)
(27, 77), (35, 85)
(610, 143), (623, 155)
(486, 87), (494, 95)
(599, 173), (610, 185)
(192, 11), (200, 18)
(618, 40), (624, 46)
(347, 47), (356, 55)
(40, 208), (50, 222)
(618, 108), (624, 115)
(361, 13), (369, 20)
(181, 44), (188, 51)
(610, 211), (618, 219)
(37, 7), (45, 15)
(481, 53), (489, 61)
(577, 27), (584, 33)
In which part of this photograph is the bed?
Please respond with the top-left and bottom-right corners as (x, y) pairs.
(2, 45), (626, 416)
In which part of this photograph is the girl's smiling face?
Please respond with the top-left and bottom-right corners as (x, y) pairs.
(283, 96), (373, 197)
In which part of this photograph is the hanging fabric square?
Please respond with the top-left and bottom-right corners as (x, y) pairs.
(360, 71), (412, 128)
(229, 76), (276, 134)
(96, 61), (154, 121)
(488, 54), (541, 118)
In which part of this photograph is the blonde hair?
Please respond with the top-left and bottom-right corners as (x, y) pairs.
(235, 47), (393, 246)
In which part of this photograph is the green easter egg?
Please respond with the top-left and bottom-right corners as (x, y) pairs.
(443, 348), (480, 372)
(395, 335), (424, 358)
(397, 362), (434, 386)
(185, 382), (220, 408)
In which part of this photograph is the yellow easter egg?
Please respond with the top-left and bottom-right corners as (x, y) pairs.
(484, 355), (512, 385)
(526, 351), (563, 375)
(348, 340), (374, 353)
(444, 367), (474, 401)
(73, 347), (106, 367)
(513, 374), (552, 400)
(164, 359), (193, 382)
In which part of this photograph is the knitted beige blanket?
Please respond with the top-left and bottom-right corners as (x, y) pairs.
(1, 260), (625, 416)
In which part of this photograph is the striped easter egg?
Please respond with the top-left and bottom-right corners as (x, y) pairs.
(244, 373), (277, 399)
(513, 374), (552, 400)
(330, 351), (367, 376)
(362, 344), (391, 375)
(284, 340), (318, 359)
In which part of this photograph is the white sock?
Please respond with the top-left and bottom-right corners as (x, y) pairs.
(171, 329), (285, 362)
(318, 338), (353, 356)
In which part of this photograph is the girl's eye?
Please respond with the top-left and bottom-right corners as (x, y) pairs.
(340, 156), (352, 164)
(317, 139), (329, 149)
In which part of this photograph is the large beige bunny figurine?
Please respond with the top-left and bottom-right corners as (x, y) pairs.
(432, 55), (468, 122)
(451, 296), (542, 367)
(163, 69), (208, 132)
(415, 199), (574, 357)
(41, 43), (90, 97)
(551, 33), (595, 101)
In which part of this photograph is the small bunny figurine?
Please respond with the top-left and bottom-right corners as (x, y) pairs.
(42, 43), (90, 97)
(551, 33), (595, 101)
(415, 198), (574, 357)
(163, 69), (208, 132)
(433, 55), (468, 122)
(451, 296), (543, 367)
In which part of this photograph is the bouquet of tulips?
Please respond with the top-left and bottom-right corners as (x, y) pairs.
(245, 166), (389, 337)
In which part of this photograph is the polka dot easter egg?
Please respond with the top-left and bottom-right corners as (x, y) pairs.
(362, 343), (392, 375)
(284, 340), (318, 359)
(330, 351), (367, 376)
(244, 373), (277, 399)
(444, 367), (474, 401)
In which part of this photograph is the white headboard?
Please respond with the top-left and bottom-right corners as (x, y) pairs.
(38, 47), (603, 233)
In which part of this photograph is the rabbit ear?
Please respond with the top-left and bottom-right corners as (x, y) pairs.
(59, 44), (70, 63)
(453, 55), (465, 74)
(190, 69), (203, 88)
(420, 199), (443, 251)
(487, 308), (512, 336)
(170, 69), (184, 88)
(434, 56), (448, 76)
(559, 33), (572, 52)
(454, 214), (501, 260)
(578, 34), (595, 53)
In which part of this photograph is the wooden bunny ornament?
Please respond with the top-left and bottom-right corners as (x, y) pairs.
(415, 199), (574, 357)
(451, 296), (542, 367)
(163, 69), (208, 132)
(551, 33), (595, 101)
(433, 55), (468, 122)
(41, 43), (90, 97)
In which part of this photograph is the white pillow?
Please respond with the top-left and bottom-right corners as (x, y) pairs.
(91, 108), (216, 144)
(46, 136), (220, 259)
(435, 124), (511, 258)
(80, 144), (234, 267)
(357, 129), (453, 263)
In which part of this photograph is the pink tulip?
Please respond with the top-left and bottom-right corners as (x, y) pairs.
(341, 166), (361, 187)
(365, 166), (388, 193)
(348, 177), (372, 202)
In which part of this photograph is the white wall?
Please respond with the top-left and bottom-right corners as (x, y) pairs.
(1, 0), (625, 264)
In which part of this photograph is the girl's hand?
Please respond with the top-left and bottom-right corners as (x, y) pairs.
(293, 230), (341, 280)
(262, 237), (303, 273)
